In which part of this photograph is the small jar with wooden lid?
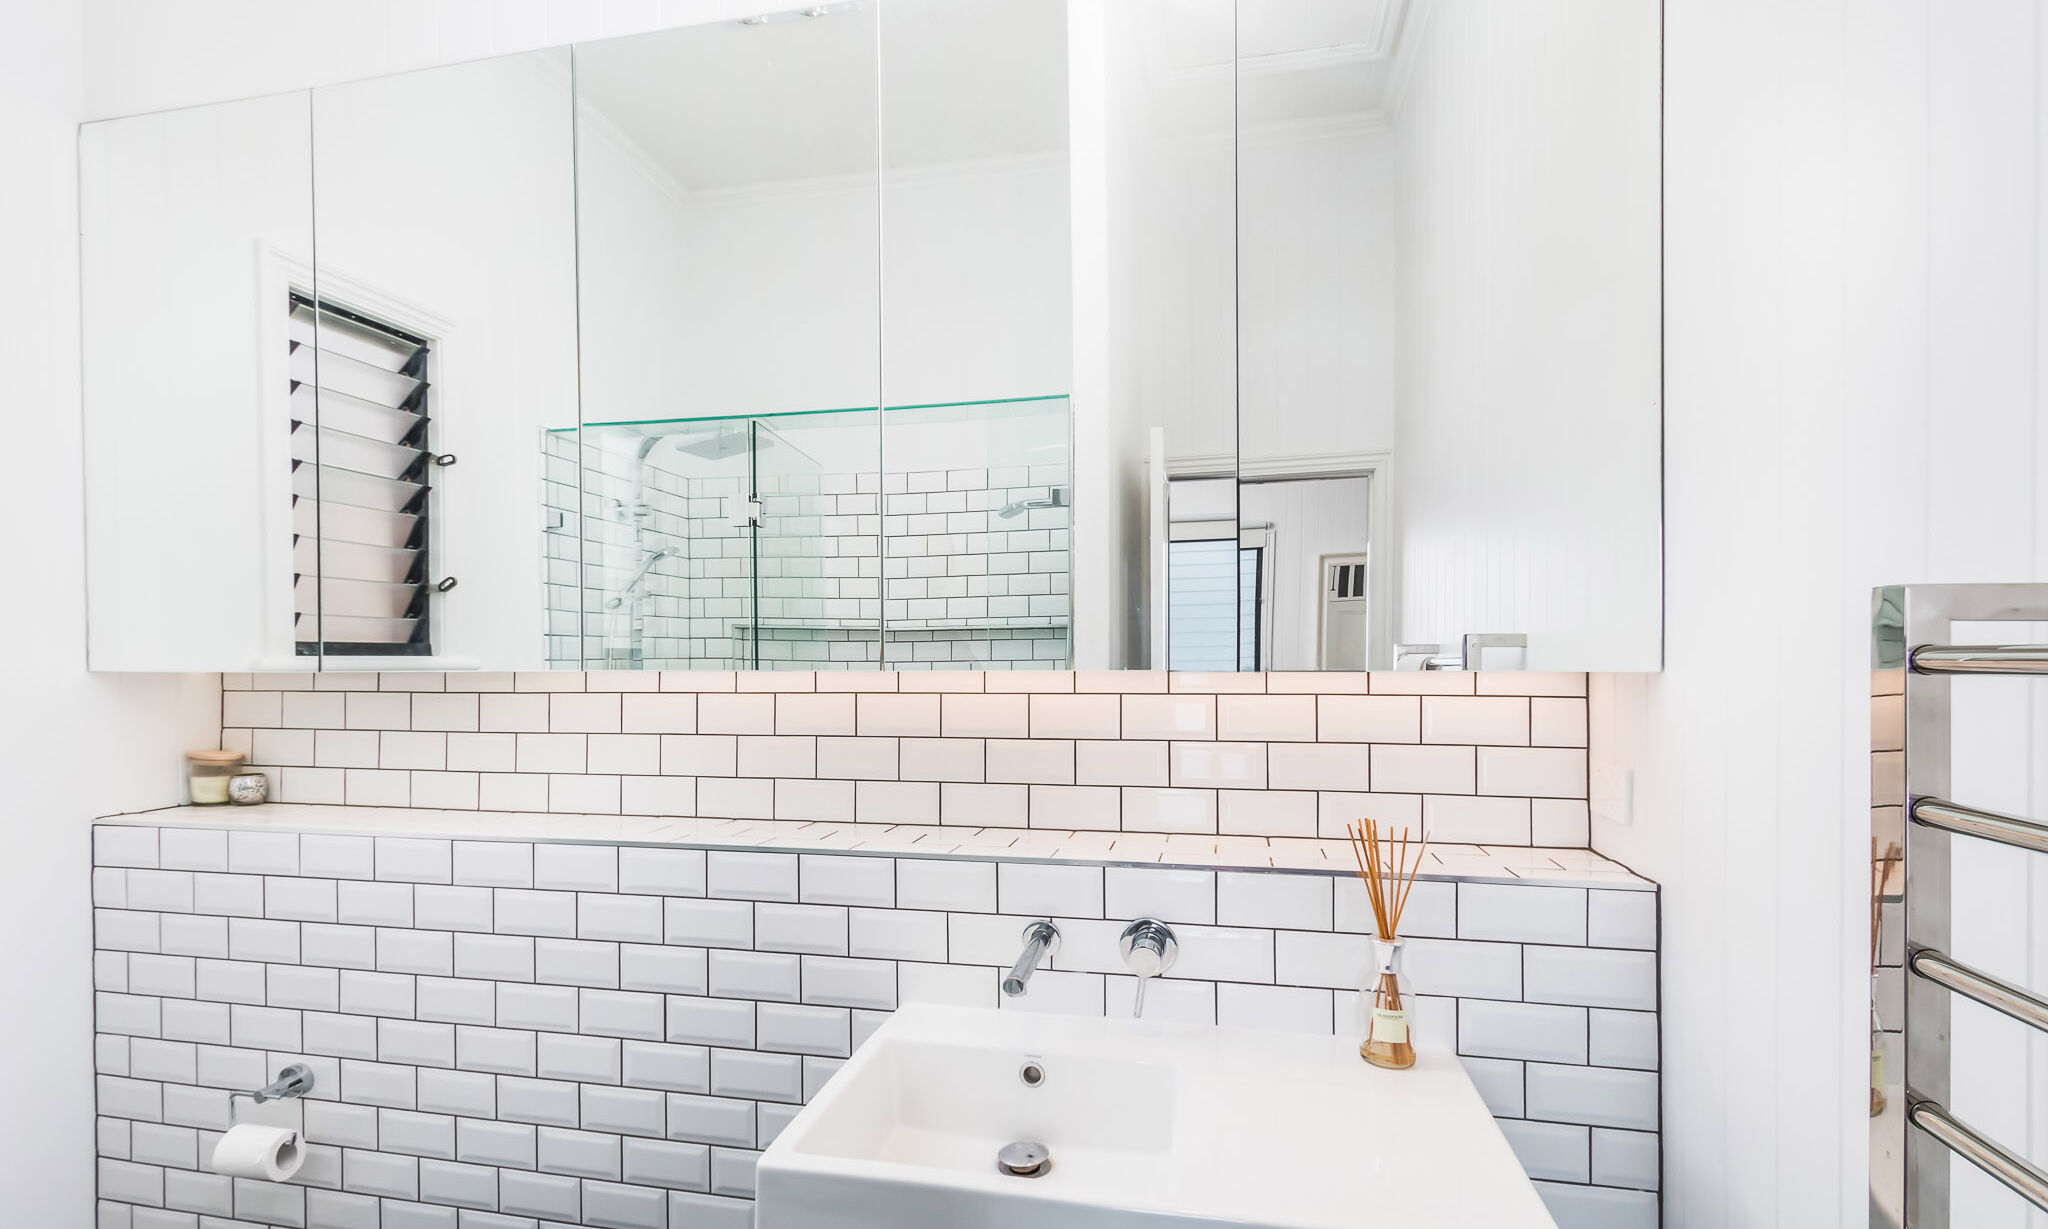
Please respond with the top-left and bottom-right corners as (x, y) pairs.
(186, 749), (246, 806)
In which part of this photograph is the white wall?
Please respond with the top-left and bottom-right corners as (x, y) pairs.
(0, 0), (220, 1220)
(1597, 1), (2048, 1225)
(1390, 0), (1662, 672)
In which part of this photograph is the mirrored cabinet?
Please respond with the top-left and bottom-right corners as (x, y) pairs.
(80, 0), (1660, 676)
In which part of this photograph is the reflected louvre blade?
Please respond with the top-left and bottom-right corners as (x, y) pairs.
(289, 339), (424, 409)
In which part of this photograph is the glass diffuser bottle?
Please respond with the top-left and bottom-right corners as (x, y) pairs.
(1347, 818), (1428, 1071)
(1363, 935), (1416, 1069)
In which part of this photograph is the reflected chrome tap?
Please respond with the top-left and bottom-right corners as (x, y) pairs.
(1002, 921), (1061, 997)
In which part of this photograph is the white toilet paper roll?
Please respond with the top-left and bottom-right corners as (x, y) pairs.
(210, 1124), (304, 1182)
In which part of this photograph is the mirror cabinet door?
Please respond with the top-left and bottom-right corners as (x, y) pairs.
(1099, 0), (1245, 671)
(571, 9), (883, 673)
(879, 0), (1075, 671)
(81, 93), (315, 672)
(1234, 0), (1663, 673)
(308, 49), (580, 670)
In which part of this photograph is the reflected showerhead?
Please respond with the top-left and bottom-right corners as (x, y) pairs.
(672, 427), (751, 461)
(998, 486), (1068, 519)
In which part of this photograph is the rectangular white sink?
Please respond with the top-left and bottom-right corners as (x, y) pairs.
(757, 1004), (1558, 1229)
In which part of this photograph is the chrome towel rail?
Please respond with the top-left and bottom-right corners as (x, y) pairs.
(1909, 644), (2048, 674)
(1908, 949), (2048, 1037)
(1910, 797), (2048, 857)
(1907, 1101), (2048, 1215)
(1871, 585), (2048, 1228)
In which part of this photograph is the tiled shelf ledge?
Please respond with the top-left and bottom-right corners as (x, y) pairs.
(96, 803), (1651, 890)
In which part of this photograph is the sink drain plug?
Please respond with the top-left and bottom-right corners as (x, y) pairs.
(997, 1140), (1052, 1178)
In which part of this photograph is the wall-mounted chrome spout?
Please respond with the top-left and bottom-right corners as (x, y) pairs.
(998, 486), (1068, 520)
(1002, 920), (1061, 997)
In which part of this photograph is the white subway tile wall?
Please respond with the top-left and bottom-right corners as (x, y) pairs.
(216, 671), (1590, 846)
(94, 825), (1658, 1229)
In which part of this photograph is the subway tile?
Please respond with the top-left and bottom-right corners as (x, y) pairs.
(1170, 742), (1268, 790)
(414, 885), (493, 933)
(1591, 1127), (1660, 1191)
(1369, 745), (1474, 794)
(847, 908), (946, 962)
(499, 1076), (581, 1128)
(1459, 1055), (1525, 1117)
(1530, 697), (1589, 748)
(1217, 695), (1317, 742)
(940, 782), (1028, 828)
(706, 950), (800, 1002)
(899, 737), (986, 783)
(854, 780), (939, 824)
(774, 693), (856, 736)
(998, 863), (1103, 918)
(588, 734), (661, 777)
(494, 890), (577, 938)
(619, 848), (706, 897)
(1588, 890), (1657, 950)
(1122, 694), (1215, 741)
(1588, 1009), (1659, 1070)
(756, 1002), (851, 1057)
(1531, 798), (1591, 846)
(1027, 784), (1120, 831)
(551, 693), (622, 734)
(697, 777), (774, 820)
(1524, 947), (1657, 1011)
(228, 832), (299, 876)
(157, 828), (228, 873)
(896, 859), (995, 912)
(192, 873), (263, 918)
(1421, 696), (1530, 746)
(497, 984), (579, 1033)
(1476, 672), (1586, 697)
(1217, 872), (1333, 930)
(622, 1041), (710, 1094)
(816, 736), (898, 781)
(622, 945), (707, 996)
(1460, 883), (1587, 945)
(1076, 740), (1168, 787)
(500, 1170), (581, 1222)
(453, 933), (534, 983)
(1217, 789), (1318, 837)
(1424, 795), (1531, 844)
(302, 835), (376, 881)
(1499, 1119), (1590, 1184)
(697, 693), (776, 736)
(1477, 747), (1588, 798)
(797, 854), (893, 907)
(755, 903), (848, 956)
(1215, 983), (1335, 1034)
(1028, 694), (1120, 739)
(623, 1137), (712, 1192)
(378, 929), (454, 977)
(580, 894), (664, 944)
(665, 899), (753, 949)
(667, 997), (756, 1050)
(706, 851), (797, 902)
(1104, 867), (1215, 924)
(1317, 695), (1420, 743)
(1120, 786), (1218, 834)
(855, 693), (941, 737)
(1525, 1062), (1659, 1130)
(800, 956), (896, 1010)
(621, 693), (697, 734)
(582, 1084), (667, 1138)
(774, 777), (855, 822)
(415, 976), (495, 1025)
(536, 938), (619, 989)
(709, 1049), (803, 1103)
(941, 693), (1029, 737)
(664, 1093), (757, 1147)
(456, 1119), (536, 1170)
(1460, 1000), (1589, 1064)
(376, 839), (453, 885)
(454, 1027), (536, 1078)
(737, 735), (815, 779)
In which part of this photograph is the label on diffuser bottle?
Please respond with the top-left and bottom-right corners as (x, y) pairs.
(1371, 1007), (1409, 1045)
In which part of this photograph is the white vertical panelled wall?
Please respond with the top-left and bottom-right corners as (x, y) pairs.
(0, 0), (222, 1224)
(1600, 1), (2048, 1226)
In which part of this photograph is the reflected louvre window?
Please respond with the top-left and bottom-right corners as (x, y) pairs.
(288, 294), (437, 657)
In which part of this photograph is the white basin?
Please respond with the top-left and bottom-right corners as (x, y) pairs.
(757, 1004), (1558, 1229)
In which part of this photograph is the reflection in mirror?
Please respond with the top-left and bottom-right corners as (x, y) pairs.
(881, 0), (1074, 670)
(570, 10), (882, 670)
(81, 93), (314, 671)
(310, 50), (579, 669)
(1097, 0), (1242, 669)
(1234, 0), (1661, 671)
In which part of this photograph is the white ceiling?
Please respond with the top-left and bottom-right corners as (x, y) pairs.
(574, 0), (1068, 194)
(572, 0), (1403, 194)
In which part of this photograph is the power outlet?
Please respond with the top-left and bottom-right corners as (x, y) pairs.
(1590, 760), (1633, 827)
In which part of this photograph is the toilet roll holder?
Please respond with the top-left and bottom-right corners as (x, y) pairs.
(228, 1063), (316, 1122)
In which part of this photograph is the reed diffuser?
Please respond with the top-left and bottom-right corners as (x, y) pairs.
(1869, 839), (1901, 1117)
(1347, 818), (1428, 1070)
